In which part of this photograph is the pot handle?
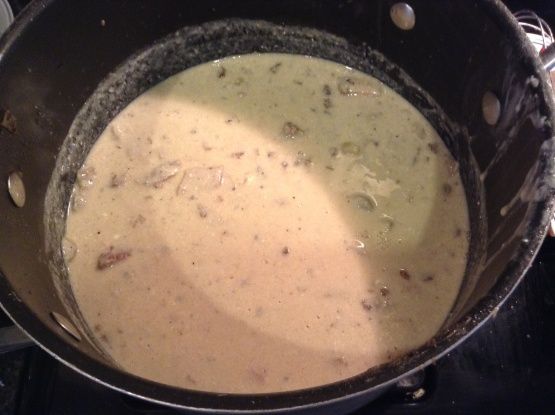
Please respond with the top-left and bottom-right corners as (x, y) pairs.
(514, 10), (555, 235)
(0, 325), (34, 353)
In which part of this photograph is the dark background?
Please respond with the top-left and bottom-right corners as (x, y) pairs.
(0, 0), (554, 414)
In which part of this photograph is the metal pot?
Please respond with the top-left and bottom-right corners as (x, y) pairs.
(0, 0), (554, 413)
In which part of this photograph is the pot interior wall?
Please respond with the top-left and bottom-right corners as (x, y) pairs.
(44, 18), (487, 356)
(0, 0), (553, 411)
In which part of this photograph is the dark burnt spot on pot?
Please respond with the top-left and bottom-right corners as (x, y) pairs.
(399, 269), (411, 280)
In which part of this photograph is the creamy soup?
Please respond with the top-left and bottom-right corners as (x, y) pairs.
(64, 53), (469, 393)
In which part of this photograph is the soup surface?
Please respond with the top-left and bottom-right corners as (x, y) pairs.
(64, 53), (469, 393)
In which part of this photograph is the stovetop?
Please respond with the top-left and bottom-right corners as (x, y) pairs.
(1, 1), (555, 414)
